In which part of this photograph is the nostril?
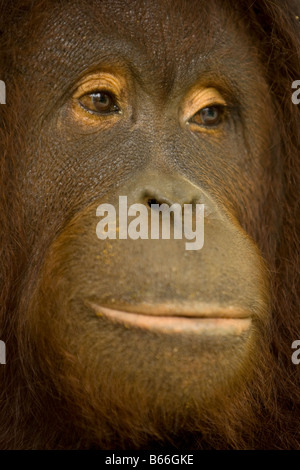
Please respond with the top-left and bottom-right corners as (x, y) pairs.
(143, 190), (173, 208)
(147, 198), (160, 208)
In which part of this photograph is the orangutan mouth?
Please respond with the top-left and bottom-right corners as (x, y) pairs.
(89, 302), (252, 335)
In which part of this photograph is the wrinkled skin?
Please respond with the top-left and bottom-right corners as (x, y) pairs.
(0, 0), (300, 450)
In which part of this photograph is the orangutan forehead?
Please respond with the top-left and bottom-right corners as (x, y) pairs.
(17, 0), (260, 93)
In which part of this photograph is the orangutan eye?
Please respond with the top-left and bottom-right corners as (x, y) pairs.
(190, 105), (225, 127)
(79, 91), (120, 115)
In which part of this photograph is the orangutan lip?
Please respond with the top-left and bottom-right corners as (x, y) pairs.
(89, 303), (251, 334)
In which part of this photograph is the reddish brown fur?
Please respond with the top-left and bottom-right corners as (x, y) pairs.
(0, 0), (299, 449)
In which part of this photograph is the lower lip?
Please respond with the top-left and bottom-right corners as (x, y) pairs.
(90, 304), (251, 335)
